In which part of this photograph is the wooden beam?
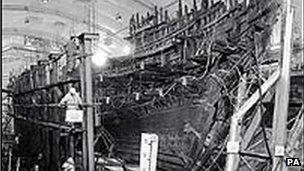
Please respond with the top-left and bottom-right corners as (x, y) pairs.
(13, 79), (79, 96)
(11, 114), (74, 130)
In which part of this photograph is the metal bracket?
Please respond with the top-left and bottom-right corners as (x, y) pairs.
(227, 141), (240, 154)
(274, 146), (285, 157)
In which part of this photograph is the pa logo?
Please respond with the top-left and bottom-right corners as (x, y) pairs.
(285, 158), (302, 166)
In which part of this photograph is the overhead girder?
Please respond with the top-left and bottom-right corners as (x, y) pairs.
(2, 44), (62, 54)
(2, 4), (122, 40)
(131, 0), (154, 10)
(2, 27), (68, 44)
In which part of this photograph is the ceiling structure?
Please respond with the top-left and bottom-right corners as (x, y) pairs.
(2, 0), (205, 88)
(2, 0), (196, 46)
(1, 0), (303, 88)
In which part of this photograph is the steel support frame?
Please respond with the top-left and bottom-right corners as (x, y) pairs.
(271, 0), (294, 170)
(224, 0), (294, 170)
(79, 32), (99, 171)
(225, 73), (247, 171)
(224, 69), (280, 171)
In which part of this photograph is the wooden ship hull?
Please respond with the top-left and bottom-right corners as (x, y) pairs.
(7, 0), (295, 170)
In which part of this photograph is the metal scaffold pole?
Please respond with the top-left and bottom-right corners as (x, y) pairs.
(79, 33), (99, 171)
(85, 38), (95, 171)
(224, 75), (247, 171)
(8, 148), (12, 171)
(271, 0), (294, 170)
(81, 4), (92, 171)
(224, 70), (281, 171)
(80, 48), (88, 171)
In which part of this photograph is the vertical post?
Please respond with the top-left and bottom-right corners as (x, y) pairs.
(79, 36), (87, 171)
(8, 148), (12, 171)
(80, 60), (87, 170)
(183, 40), (188, 63)
(159, 7), (163, 23)
(16, 157), (20, 171)
(164, 10), (169, 22)
(79, 33), (99, 171)
(225, 75), (247, 171)
(193, 0), (197, 11)
(85, 38), (95, 171)
(154, 6), (158, 25)
(82, 4), (92, 169)
(70, 135), (75, 158)
(136, 13), (140, 28)
(178, 0), (183, 18)
(226, 0), (234, 10)
(0, 121), (1, 171)
(92, 1), (96, 33)
(272, 0), (294, 170)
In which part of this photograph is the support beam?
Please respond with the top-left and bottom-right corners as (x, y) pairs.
(271, 0), (294, 170)
(10, 114), (75, 130)
(79, 33), (99, 171)
(79, 38), (87, 171)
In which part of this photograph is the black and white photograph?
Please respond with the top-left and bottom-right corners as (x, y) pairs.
(1, 0), (303, 170)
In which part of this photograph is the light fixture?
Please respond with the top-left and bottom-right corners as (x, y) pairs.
(42, 0), (49, 3)
(24, 17), (30, 24)
(115, 13), (122, 22)
(92, 49), (108, 67)
(122, 44), (132, 55)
